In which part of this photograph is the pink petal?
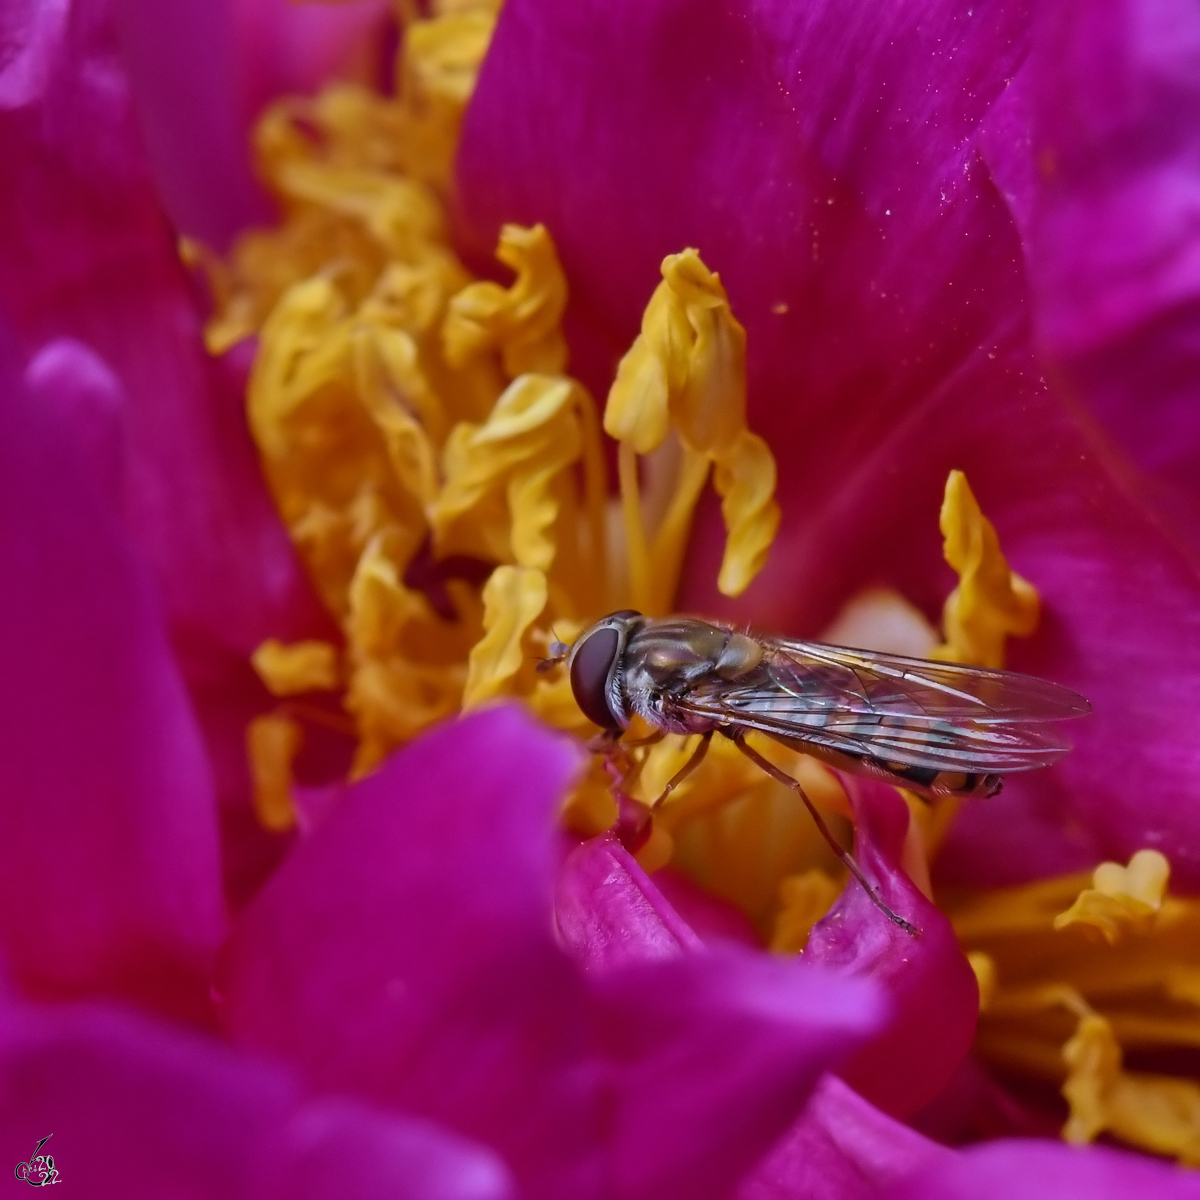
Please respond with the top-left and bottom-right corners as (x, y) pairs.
(114, 0), (273, 249)
(883, 1140), (1200, 1200)
(738, 1075), (951, 1200)
(556, 833), (704, 971)
(231, 0), (393, 130)
(0, 349), (224, 1019)
(219, 705), (604, 1200)
(981, 0), (1200, 557)
(594, 950), (885, 1200)
(0, 7), (334, 860)
(219, 706), (886, 1199)
(806, 778), (978, 1116)
(0, 995), (516, 1200)
(113, 0), (393, 249)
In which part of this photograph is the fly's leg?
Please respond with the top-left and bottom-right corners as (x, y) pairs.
(651, 731), (712, 810)
(729, 732), (919, 936)
(592, 729), (666, 794)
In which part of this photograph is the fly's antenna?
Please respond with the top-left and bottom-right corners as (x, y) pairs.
(536, 626), (570, 674)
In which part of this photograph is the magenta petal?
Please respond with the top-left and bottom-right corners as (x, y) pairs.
(24, 337), (128, 509)
(806, 778), (978, 1116)
(0, 7), (332, 844)
(231, 0), (393, 130)
(0, 997), (515, 1200)
(739, 1075), (950, 1200)
(884, 1139), (1200, 1200)
(114, 0), (272, 249)
(594, 949), (885, 1200)
(218, 706), (602, 1200)
(0, 359), (225, 1017)
(981, 0), (1200, 549)
(556, 833), (703, 971)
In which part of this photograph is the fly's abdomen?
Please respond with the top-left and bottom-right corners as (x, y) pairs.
(868, 759), (1002, 798)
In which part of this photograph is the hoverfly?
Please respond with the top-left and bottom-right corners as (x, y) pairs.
(547, 610), (1091, 934)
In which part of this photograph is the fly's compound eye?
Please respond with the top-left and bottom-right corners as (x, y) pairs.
(570, 626), (622, 731)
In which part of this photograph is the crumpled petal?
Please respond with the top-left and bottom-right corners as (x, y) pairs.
(219, 705), (885, 1200)
(458, 0), (1200, 886)
(805, 777), (979, 1116)
(0, 994), (515, 1200)
(738, 1074), (951, 1200)
(0, 340), (225, 1020)
(882, 1139), (1200, 1200)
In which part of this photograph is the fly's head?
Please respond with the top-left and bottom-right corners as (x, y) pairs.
(564, 610), (644, 732)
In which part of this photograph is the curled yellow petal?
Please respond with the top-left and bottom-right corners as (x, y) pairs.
(444, 223), (569, 377)
(434, 375), (605, 601)
(932, 470), (1039, 668)
(251, 639), (340, 696)
(1054, 849), (1170, 944)
(247, 712), (302, 832)
(463, 565), (548, 709)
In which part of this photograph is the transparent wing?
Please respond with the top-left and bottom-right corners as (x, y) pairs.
(678, 638), (1091, 774)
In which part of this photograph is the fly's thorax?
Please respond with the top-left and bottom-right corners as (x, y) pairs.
(616, 617), (763, 735)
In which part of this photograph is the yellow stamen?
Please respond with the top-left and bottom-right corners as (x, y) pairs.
(443, 223), (569, 377)
(246, 712), (302, 832)
(604, 249), (780, 613)
(770, 870), (845, 955)
(463, 565), (547, 709)
(251, 639), (340, 696)
(931, 469), (1039, 668)
(1054, 849), (1171, 944)
(948, 851), (1200, 1163)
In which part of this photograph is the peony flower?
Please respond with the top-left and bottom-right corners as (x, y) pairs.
(4, 0), (1200, 1196)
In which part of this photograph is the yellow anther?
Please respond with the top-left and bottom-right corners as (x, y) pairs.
(1054, 849), (1170, 944)
(247, 712), (302, 832)
(1063, 1012), (1200, 1163)
(343, 534), (471, 774)
(932, 470), (1039, 668)
(967, 951), (998, 1011)
(713, 430), (781, 597)
(770, 869), (844, 954)
(603, 249), (779, 611)
(251, 639), (340, 696)
(443, 224), (569, 377)
(463, 565), (548, 709)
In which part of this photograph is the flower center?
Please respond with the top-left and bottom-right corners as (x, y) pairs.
(195, 3), (1200, 1166)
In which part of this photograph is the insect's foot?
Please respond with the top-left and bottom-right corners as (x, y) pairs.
(871, 893), (920, 937)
